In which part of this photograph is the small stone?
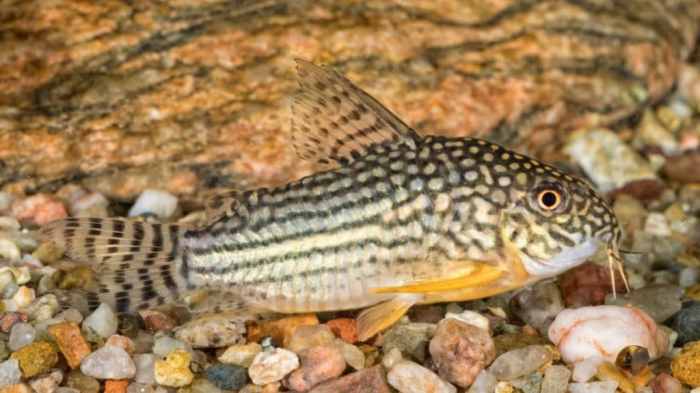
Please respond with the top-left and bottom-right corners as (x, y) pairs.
(671, 341), (700, 387)
(381, 347), (402, 370)
(175, 315), (247, 348)
(218, 342), (262, 367)
(139, 311), (175, 332)
(637, 109), (679, 155)
(572, 357), (604, 383)
(0, 240), (20, 262)
(187, 378), (224, 393)
(128, 190), (178, 219)
(382, 322), (435, 362)
(247, 314), (319, 347)
(154, 349), (193, 387)
(133, 354), (155, 385)
(493, 333), (549, 356)
(595, 362), (635, 393)
(69, 192), (109, 218)
(680, 267), (700, 289)
(605, 285), (683, 323)
(65, 371), (99, 393)
(444, 310), (490, 332)
(206, 363), (247, 390)
(429, 318), (495, 387)
(106, 335), (135, 354)
(488, 345), (552, 381)
(387, 361), (456, 393)
(80, 345), (136, 380)
(287, 325), (336, 353)
(559, 263), (626, 307)
(467, 370), (497, 393)
(126, 384), (153, 393)
(285, 346), (345, 391)
(55, 388), (80, 393)
(337, 341), (364, 370)
(5, 287), (35, 312)
(0, 383), (32, 393)
(8, 323), (34, 351)
(238, 382), (280, 393)
(541, 365), (571, 393)
(0, 359), (21, 388)
(11, 194), (67, 226)
(248, 348), (299, 385)
(29, 370), (63, 393)
(650, 373), (683, 393)
(511, 372), (543, 393)
(48, 322), (91, 369)
(82, 303), (118, 339)
(10, 341), (58, 378)
(568, 381), (619, 393)
(26, 295), (59, 322)
(31, 241), (64, 265)
(58, 266), (93, 290)
(117, 314), (144, 338)
(153, 335), (189, 357)
(308, 366), (390, 393)
(510, 281), (564, 336)
(671, 301), (700, 346)
(0, 314), (27, 334)
(326, 319), (358, 344)
(104, 380), (128, 393)
(663, 152), (700, 184)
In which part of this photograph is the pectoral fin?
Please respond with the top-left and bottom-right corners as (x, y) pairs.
(369, 261), (504, 294)
(357, 294), (419, 342)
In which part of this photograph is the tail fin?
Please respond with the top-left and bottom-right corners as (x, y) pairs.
(40, 218), (190, 313)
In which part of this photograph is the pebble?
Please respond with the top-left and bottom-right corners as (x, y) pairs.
(118, 314), (144, 338)
(247, 314), (319, 347)
(133, 354), (155, 385)
(650, 373), (683, 393)
(82, 303), (118, 339)
(568, 381), (619, 393)
(175, 315), (247, 348)
(153, 349), (193, 387)
(511, 372), (543, 393)
(541, 365), (571, 393)
(307, 366), (390, 393)
(0, 383), (32, 393)
(572, 357), (604, 383)
(605, 285), (683, 323)
(429, 317), (495, 387)
(387, 360), (456, 393)
(80, 345), (136, 380)
(4, 287), (35, 312)
(8, 323), (34, 351)
(381, 347), (403, 369)
(488, 345), (553, 381)
(126, 383), (153, 393)
(493, 333), (549, 356)
(548, 306), (668, 364)
(128, 190), (178, 219)
(248, 348), (299, 385)
(286, 325), (336, 353)
(467, 370), (497, 393)
(10, 341), (58, 378)
(0, 314), (25, 334)
(382, 322), (435, 362)
(25, 294), (59, 322)
(153, 335), (189, 357)
(218, 342), (262, 367)
(11, 194), (67, 226)
(337, 341), (364, 370)
(206, 363), (248, 391)
(637, 110), (680, 155)
(106, 335), (136, 354)
(0, 239), (20, 262)
(29, 370), (63, 393)
(0, 359), (21, 388)
(680, 267), (700, 289)
(139, 310), (175, 332)
(326, 319), (358, 344)
(48, 322), (91, 369)
(663, 152), (700, 184)
(559, 263), (623, 307)
(596, 362), (635, 393)
(671, 301), (700, 345)
(69, 192), (109, 217)
(444, 310), (490, 332)
(104, 380), (129, 393)
(285, 345), (345, 391)
(671, 341), (700, 387)
(510, 281), (564, 336)
(65, 371), (99, 393)
(187, 378), (224, 393)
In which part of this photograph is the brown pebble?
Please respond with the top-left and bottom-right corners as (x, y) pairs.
(326, 318), (358, 344)
(104, 380), (129, 393)
(11, 194), (67, 226)
(650, 373), (683, 393)
(140, 310), (176, 332)
(559, 262), (627, 307)
(247, 314), (319, 347)
(663, 152), (700, 183)
(48, 322), (91, 369)
(285, 345), (346, 391)
(0, 313), (27, 333)
(308, 366), (390, 393)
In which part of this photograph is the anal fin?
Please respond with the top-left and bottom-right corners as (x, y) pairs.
(357, 294), (419, 342)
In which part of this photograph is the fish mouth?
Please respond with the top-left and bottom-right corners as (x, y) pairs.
(519, 238), (602, 278)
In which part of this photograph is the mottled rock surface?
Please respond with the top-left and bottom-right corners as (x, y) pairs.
(1, 0), (698, 201)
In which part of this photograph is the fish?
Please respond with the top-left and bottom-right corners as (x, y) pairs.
(41, 59), (626, 341)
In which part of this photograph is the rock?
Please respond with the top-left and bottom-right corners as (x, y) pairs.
(65, 371), (100, 393)
(106, 335), (135, 354)
(153, 349), (193, 387)
(572, 357), (604, 383)
(25, 294), (59, 322)
(11, 194), (67, 226)
(559, 263), (626, 307)
(429, 318), (495, 387)
(0, 314), (27, 334)
(139, 310), (175, 332)
(671, 341), (700, 387)
(247, 314), (319, 347)
(48, 322), (91, 369)
(382, 323), (435, 363)
(671, 301), (700, 346)
(0, 384), (32, 393)
(650, 373), (683, 393)
(248, 348), (299, 385)
(467, 370), (497, 393)
(4, 287), (35, 312)
(286, 325), (336, 353)
(206, 363), (247, 391)
(218, 342), (262, 367)
(10, 341), (58, 378)
(568, 381), (619, 393)
(326, 319), (358, 344)
(8, 323), (34, 351)
(680, 267), (700, 289)
(637, 110), (680, 155)
(444, 310), (490, 332)
(128, 190), (178, 219)
(511, 372), (543, 393)
(104, 380), (128, 393)
(69, 191), (110, 218)
(493, 333), (549, 356)
(82, 303), (118, 339)
(0, 359), (21, 388)
(488, 345), (553, 381)
(133, 354), (155, 385)
(175, 315), (247, 348)
(31, 240), (64, 264)
(285, 346), (345, 391)
(80, 345), (136, 380)
(29, 370), (63, 393)
(186, 378), (224, 393)
(387, 361), (456, 393)
(510, 281), (564, 336)
(541, 365), (571, 393)
(595, 362), (635, 393)
(308, 366), (390, 393)
(605, 285), (683, 323)
(337, 341), (364, 370)
(663, 152), (700, 184)
(381, 347), (402, 370)
(0, 239), (20, 262)
(153, 335), (189, 357)
(55, 388), (80, 393)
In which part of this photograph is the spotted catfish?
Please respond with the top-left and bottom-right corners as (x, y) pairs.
(42, 60), (626, 341)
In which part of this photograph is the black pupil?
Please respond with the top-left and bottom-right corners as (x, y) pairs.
(541, 191), (558, 207)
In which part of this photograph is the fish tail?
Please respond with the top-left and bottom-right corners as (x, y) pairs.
(41, 217), (190, 313)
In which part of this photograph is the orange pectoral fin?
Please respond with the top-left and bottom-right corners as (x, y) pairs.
(369, 262), (504, 295)
(357, 294), (419, 342)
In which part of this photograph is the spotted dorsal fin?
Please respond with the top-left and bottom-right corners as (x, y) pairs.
(291, 59), (420, 169)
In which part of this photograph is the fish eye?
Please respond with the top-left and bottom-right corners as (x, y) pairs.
(538, 189), (561, 210)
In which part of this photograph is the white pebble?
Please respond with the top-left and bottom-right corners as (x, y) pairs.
(445, 310), (490, 331)
(29, 370), (63, 393)
(248, 348), (299, 385)
(134, 354), (156, 385)
(153, 335), (189, 358)
(129, 189), (178, 219)
(9, 322), (36, 351)
(0, 239), (20, 262)
(80, 345), (136, 379)
(644, 213), (671, 237)
(382, 347), (403, 369)
(0, 217), (20, 230)
(467, 370), (497, 393)
(83, 303), (118, 339)
(387, 360), (456, 393)
(568, 381), (619, 393)
(680, 267), (700, 288)
(0, 359), (22, 388)
(572, 357), (603, 383)
(338, 341), (365, 370)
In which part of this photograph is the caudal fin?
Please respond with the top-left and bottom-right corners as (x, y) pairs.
(40, 217), (190, 313)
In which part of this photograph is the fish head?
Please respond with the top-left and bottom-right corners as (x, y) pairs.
(499, 160), (622, 279)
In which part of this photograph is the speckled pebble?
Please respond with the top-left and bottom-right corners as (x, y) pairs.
(671, 301), (700, 346)
(48, 322), (91, 369)
(387, 360), (456, 393)
(467, 370), (497, 393)
(287, 325), (336, 354)
(10, 341), (58, 378)
(104, 380), (129, 393)
(175, 315), (246, 348)
(206, 363), (247, 391)
(153, 349), (194, 387)
(382, 323), (435, 363)
(65, 371), (99, 393)
(488, 345), (553, 381)
(671, 341), (700, 387)
(248, 348), (299, 385)
(541, 365), (571, 393)
(80, 345), (136, 380)
(218, 343), (262, 367)
(285, 345), (345, 391)
(28, 370), (63, 393)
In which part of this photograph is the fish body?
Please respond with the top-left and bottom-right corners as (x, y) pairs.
(42, 60), (622, 340)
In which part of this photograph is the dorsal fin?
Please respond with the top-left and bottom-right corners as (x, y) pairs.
(291, 59), (420, 169)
